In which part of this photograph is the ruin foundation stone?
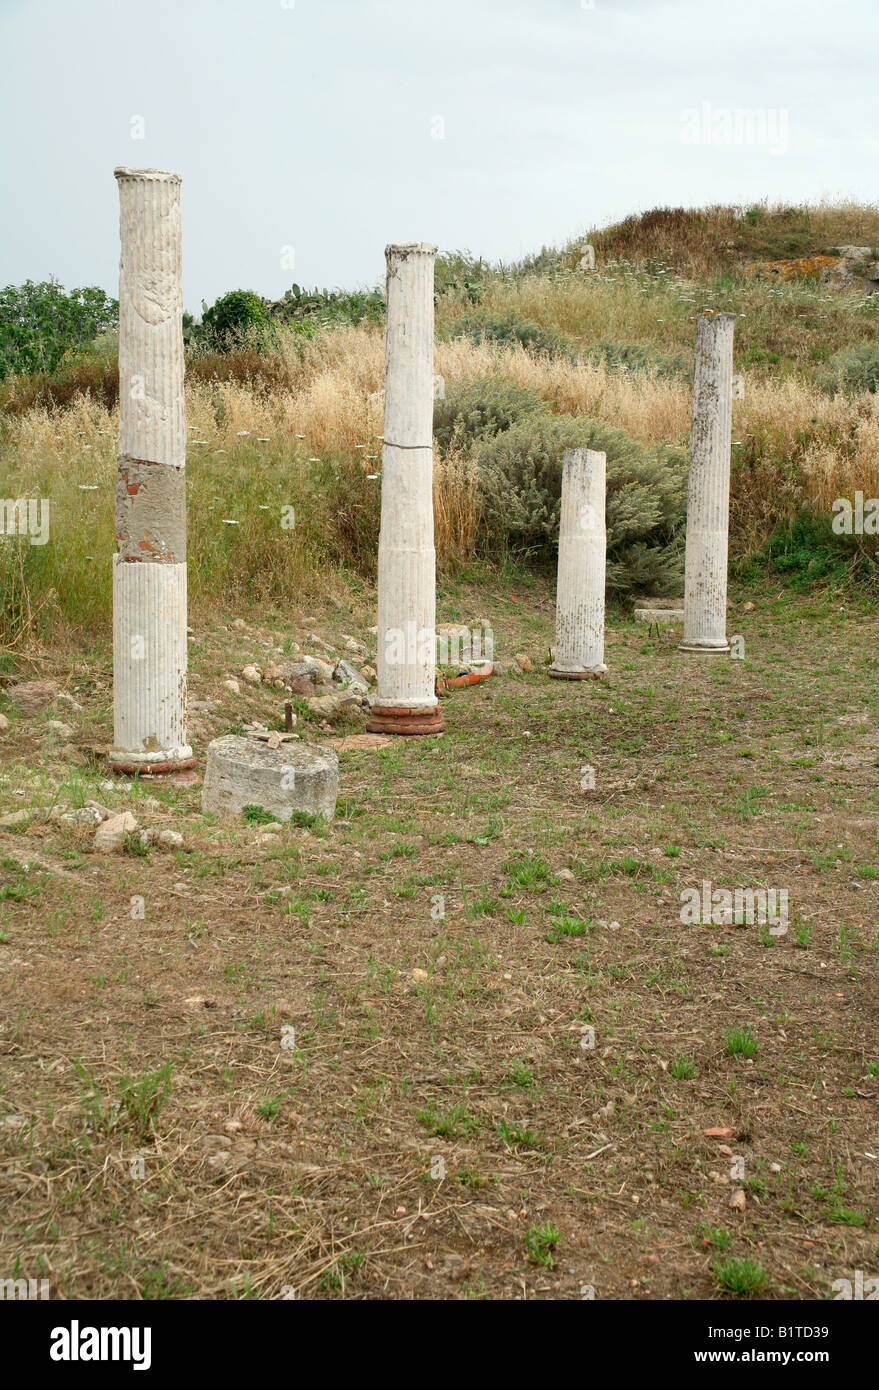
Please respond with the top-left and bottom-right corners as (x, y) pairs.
(201, 735), (339, 822)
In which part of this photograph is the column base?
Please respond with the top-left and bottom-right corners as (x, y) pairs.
(547, 664), (607, 680)
(108, 749), (196, 777)
(678, 640), (730, 654)
(366, 706), (445, 736)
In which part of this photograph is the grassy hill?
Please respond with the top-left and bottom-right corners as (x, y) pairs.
(1, 201), (878, 649)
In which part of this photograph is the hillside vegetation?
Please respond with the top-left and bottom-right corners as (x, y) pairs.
(1, 201), (878, 648)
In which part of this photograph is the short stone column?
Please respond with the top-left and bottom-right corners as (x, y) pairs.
(680, 312), (735, 654)
(367, 243), (444, 736)
(548, 449), (608, 679)
(108, 168), (193, 773)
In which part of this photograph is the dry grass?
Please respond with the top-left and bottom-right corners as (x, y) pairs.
(2, 248), (878, 648)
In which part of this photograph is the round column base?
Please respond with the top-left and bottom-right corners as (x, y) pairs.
(547, 664), (607, 680)
(678, 640), (730, 654)
(366, 706), (446, 736)
(108, 751), (196, 777)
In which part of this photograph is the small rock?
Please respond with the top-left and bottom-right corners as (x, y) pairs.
(325, 733), (392, 752)
(224, 678), (241, 696)
(0, 809), (33, 828)
(291, 656), (334, 683)
(57, 692), (84, 712)
(94, 811), (138, 852)
(704, 1127), (735, 1139)
(158, 829), (184, 849)
(10, 680), (58, 717)
(286, 674), (315, 697)
(231, 618), (246, 631)
(307, 693), (364, 722)
(729, 1189), (747, 1212)
(513, 653), (534, 674)
(769, 1162), (782, 1173)
(241, 665), (262, 686)
(411, 968), (429, 984)
(333, 658), (369, 694)
(44, 720), (74, 739)
(359, 665), (376, 682)
(61, 806), (103, 827)
(558, 868), (575, 881)
(742, 601), (755, 612)
(0, 714), (9, 732)
(59, 744), (85, 764)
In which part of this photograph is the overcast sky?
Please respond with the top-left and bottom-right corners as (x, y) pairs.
(1, 0), (876, 313)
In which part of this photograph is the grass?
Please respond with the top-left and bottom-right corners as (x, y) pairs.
(524, 1222), (560, 1268)
(712, 1257), (768, 1298)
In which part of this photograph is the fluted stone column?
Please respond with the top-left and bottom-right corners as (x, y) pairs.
(548, 449), (608, 679)
(367, 243), (444, 736)
(680, 312), (735, 654)
(108, 168), (193, 773)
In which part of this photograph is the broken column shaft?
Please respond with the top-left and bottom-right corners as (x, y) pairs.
(108, 168), (193, 773)
(367, 243), (444, 736)
(680, 312), (735, 654)
(548, 448), (608, 679)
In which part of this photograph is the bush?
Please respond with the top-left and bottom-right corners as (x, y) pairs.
(450, 312), (575, 361)
(822, 341), (879, 394)
(0, 280), (118, 379)
(433, 375), (549, 454)
(0, 341), (118, 416)
(474, 412), (688, 593)
(200, 289), (271, 348)
(587, 339), (687, 379)
(271, 283), (385, 331)
(736, 513), (877, 592)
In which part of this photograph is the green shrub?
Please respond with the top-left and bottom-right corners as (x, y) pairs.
(474, 411), (687, 593)
(433, 375), (549, 454)
(450, 312), (575, 361)
(822, 341), (879, 394)
(271, 283), (385, 331)
(201, 289), (271, 348)
(736, 513), (877, 592)
(434, 250), (488, 303)
(587, 339), (687, 379)
(0, 280), (117, 379)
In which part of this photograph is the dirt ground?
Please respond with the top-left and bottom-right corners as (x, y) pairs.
(1, 576), (877, 1300)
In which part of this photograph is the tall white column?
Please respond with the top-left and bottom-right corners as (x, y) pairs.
(108, 168), (193, 773)
(680, 312), (735, 654)
(367, 243), (444, 736)
(548, 449), (608, 679)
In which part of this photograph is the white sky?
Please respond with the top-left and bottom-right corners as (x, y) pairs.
(1, 0), (876, 313)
